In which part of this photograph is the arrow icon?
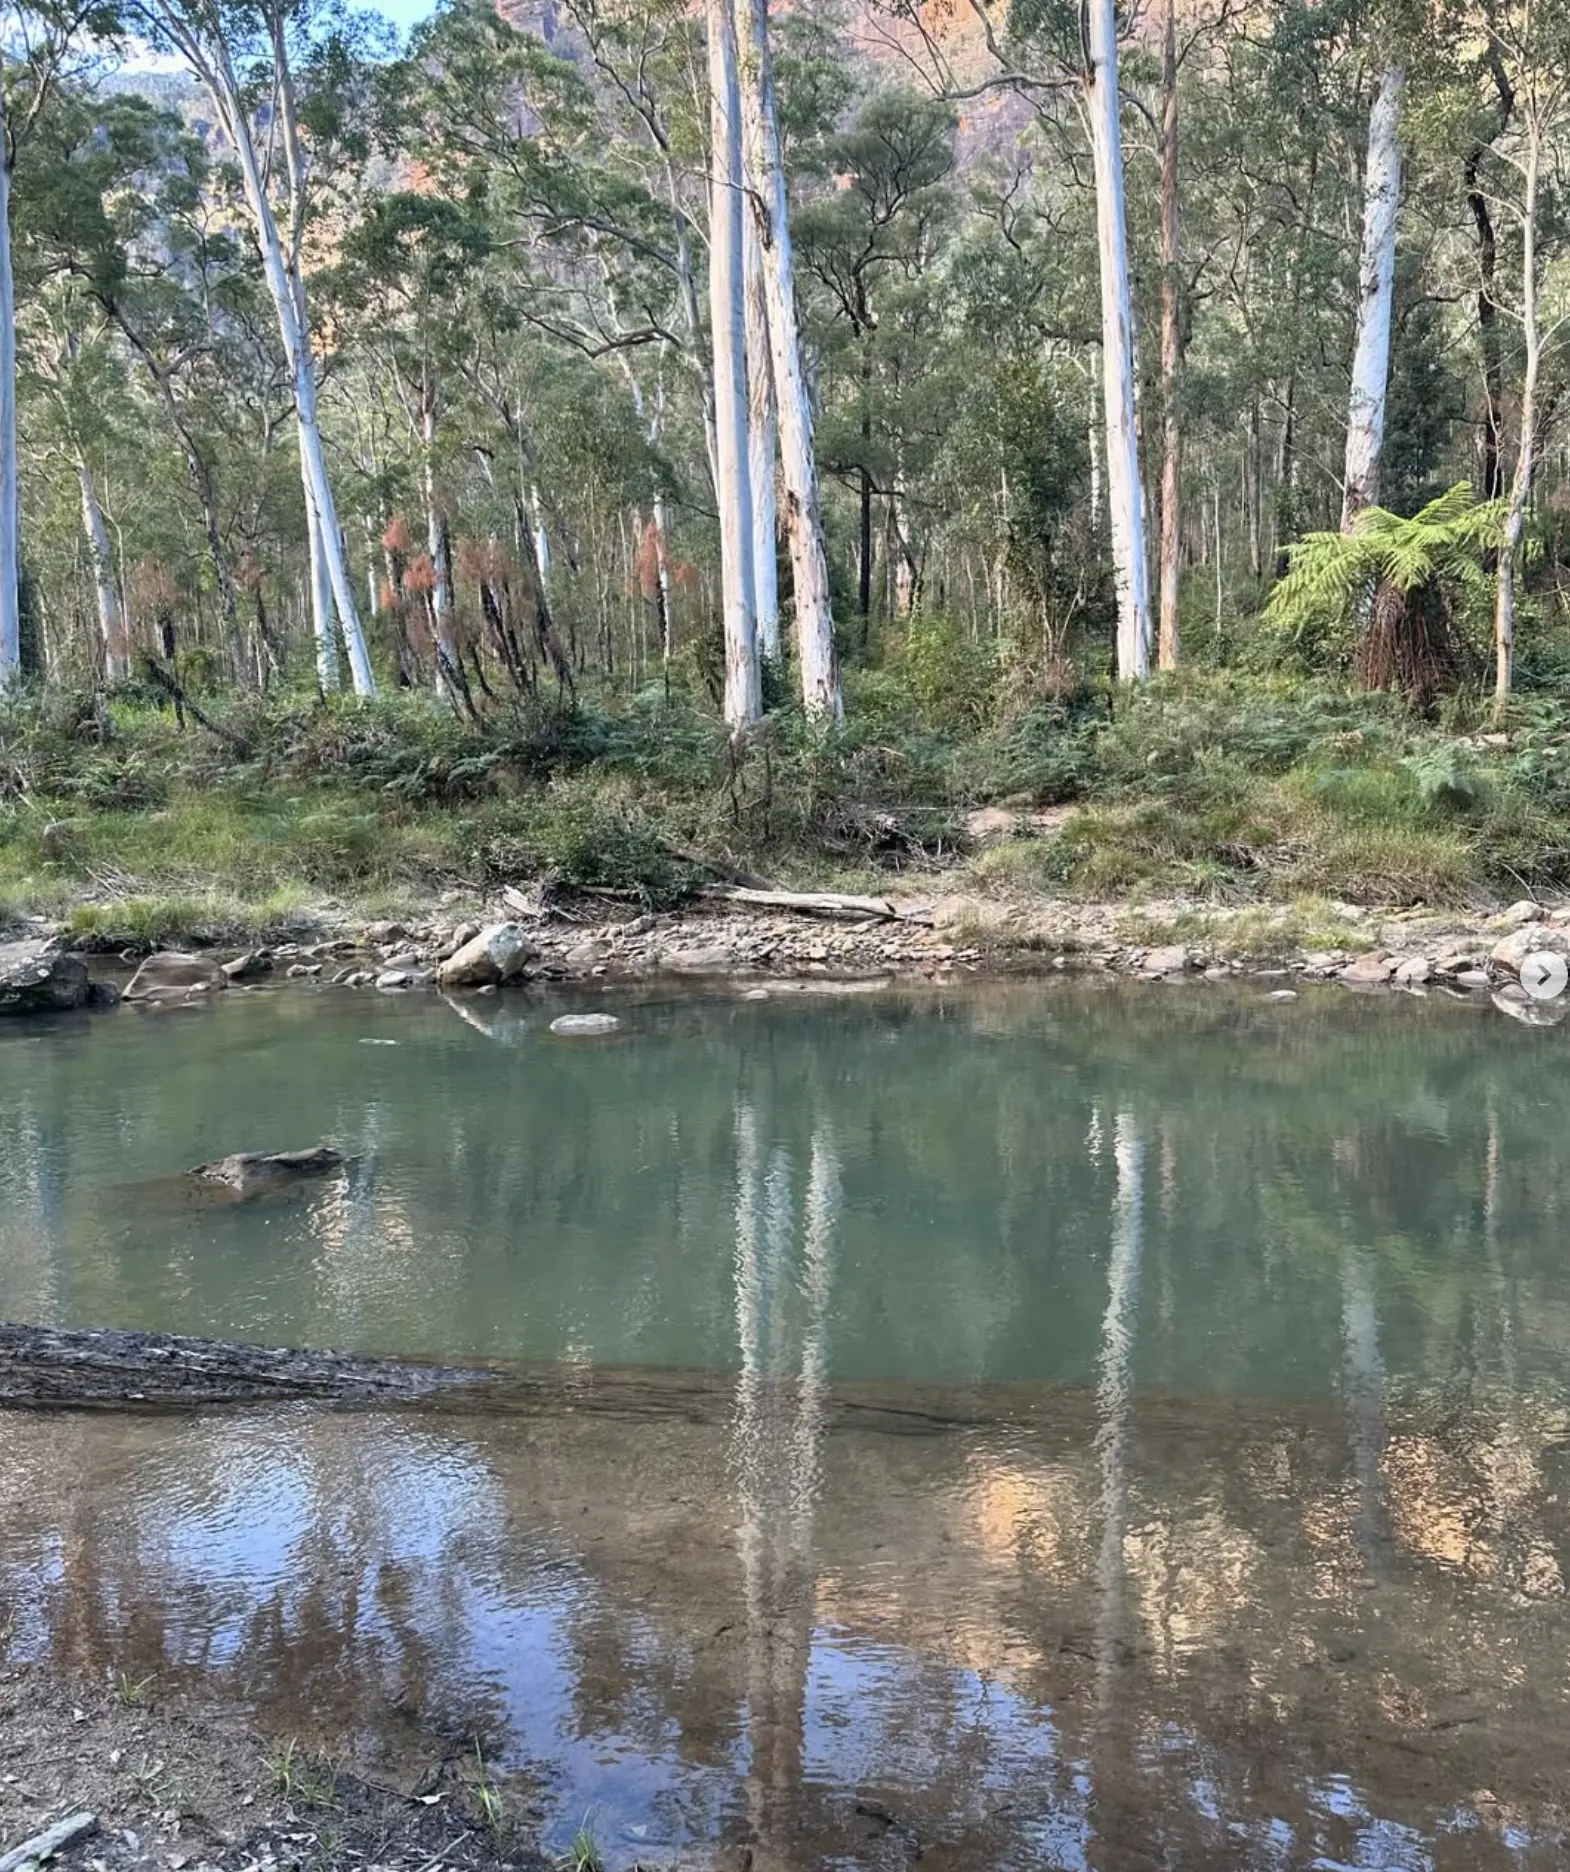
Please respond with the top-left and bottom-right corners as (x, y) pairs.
(1520, 951), (1568, 1001)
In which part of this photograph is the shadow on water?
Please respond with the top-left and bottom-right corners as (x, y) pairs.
(3, 981), (1570, 1865)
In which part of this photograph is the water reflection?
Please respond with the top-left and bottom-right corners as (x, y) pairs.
(7, 985), (1570, 1863)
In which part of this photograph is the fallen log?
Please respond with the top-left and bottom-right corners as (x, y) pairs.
(0, 1323), (493, 1409)
(0, 1814), (98, 1872)
(701, 886), (908, 922)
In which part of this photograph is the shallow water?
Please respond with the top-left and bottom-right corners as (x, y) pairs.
(3, 980), (1570, 1866)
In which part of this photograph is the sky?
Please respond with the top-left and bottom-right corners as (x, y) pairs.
(375, 0), (438, 30)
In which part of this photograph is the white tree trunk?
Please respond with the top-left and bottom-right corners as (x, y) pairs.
(734, 0), (841, 721)
(0, 136), (20, 683)
(1156, 0), (1181, 671)
(1084, 0), (1151, 681)
(744, 208), (780, 660)
(1341, 66), (1404, 530)
(1494, 115), (1540, 715)
(707, 0), (761, 732)
(530, 485), (552, 598)
(76, 456), (128, 682)
(179, 33), (375, 696)
(423, 395), (457, 689)
(303, 482), (339, 692)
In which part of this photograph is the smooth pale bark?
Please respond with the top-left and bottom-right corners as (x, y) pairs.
(423, 395), (457, 688)
(76, 457), (128, 682)
(1494, 114), (1541, 716)
(1341, 67), (1404, 529)
(734, 0), (841, 721)
(744, 208), (780, 661)
(1084, 0), (1151, 680)
(529, 486), (552, 598)
(0, 128), (19, 683)
(707, 0), (761, 732)
(148, 12), (375, 695)
(1156, 0), (1181, 671)
(304, 491), (339, 692)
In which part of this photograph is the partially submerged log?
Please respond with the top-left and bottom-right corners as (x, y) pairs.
(188, 1145), (346, 1197)
(0, 1323), (491, 1408)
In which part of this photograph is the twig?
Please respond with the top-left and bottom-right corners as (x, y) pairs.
(0, 1813), (99, 1872)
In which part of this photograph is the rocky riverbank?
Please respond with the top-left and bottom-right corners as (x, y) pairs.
(8, 885), (1570, 1017)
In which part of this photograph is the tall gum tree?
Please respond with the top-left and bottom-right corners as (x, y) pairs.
(707, 0), (761, 731)
(1341, 63), (1404, 527)
(0, 0), (115, 681)
(131, 0), (376, 694)
(734, 0), (842, 720)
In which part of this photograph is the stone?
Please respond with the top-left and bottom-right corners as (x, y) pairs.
(563, 938), (613, 969)
(1490, 923), (1570, 975)
(1492, 983), (1567, 1027)
(86, 980), (120, 1007)
(188, 1146), (346, 1196)
(379, 949), (422, 973)
(1302, 951), (1341, 970)
(549, 1013), (622, 1036)
(1501, 899), (1543, 927)
(285, 963), (321, 979)
(445, 921), (481, 954)
(222, 950), (272, 982)
(123, 951), (226, 1002)
(1140, 945), (1190, 978)
(375, 969), (425, 991)
(0, 940), (91, 1015)
(1203, 966), (1230, 983)
(362, 921), (409, 945)
(1339, 952), (1394, 986)
(1265, 989), (1299, 1002)
(658, 945), (737, 975)
(1393, 956), (1431, 985)
(1456, 968), (1492, 988)
(436, 922), (540, 989)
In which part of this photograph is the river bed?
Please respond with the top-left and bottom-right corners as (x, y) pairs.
(1, 981), (1567, 1867)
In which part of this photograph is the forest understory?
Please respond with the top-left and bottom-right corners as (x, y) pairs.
(3, 668), (1569, 963)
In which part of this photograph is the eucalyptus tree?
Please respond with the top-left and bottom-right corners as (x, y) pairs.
(1342, 62), (1405, 526)
(126, 0), (376, 693)
(734, 0), (841, 719)
(0, 0), (119, 681)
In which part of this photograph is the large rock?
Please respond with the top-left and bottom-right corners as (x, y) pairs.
(1339, 952), (1395, 987)
(1140, 945), (1190, 979)
(435, 922), (539, 988)
(0, 940), (90, 1015)
(1490, 923), (1570, 976)
(124, 951), (227, 1001)
(189, 1146), (346, 1195)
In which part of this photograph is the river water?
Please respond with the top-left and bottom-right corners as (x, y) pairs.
(1, 980), (1567, 1867)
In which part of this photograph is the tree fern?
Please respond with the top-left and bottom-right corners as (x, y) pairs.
(1266, 484), (1506, 642)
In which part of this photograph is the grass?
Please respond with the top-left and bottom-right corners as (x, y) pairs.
(267, 1739), (339, 1810)
(2, 664), (1569, 947)
(561, 1815), (604, 1872)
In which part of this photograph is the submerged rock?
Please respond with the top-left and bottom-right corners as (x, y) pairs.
(436, 922), (539, 988)
(188, 1146), (346, 1198)
(124, 951), (227, 1001)
(550, 1013), (622, 1036)
(0, 940), (91, 1015)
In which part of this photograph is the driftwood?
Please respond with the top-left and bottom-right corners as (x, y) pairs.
(701, 885), (929, 923)
(0, 1815), (98, 1872)
(0, 1323), (492, 1409)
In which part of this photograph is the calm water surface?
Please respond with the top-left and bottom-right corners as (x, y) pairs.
(2, 980), (1568, 1867)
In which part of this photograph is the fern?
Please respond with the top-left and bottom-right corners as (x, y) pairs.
(1265, 484), (1506, 640)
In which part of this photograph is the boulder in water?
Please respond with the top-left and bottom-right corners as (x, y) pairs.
(550, 1013), (621, 1036)
(436, 922), (539, 988)
(0, 940), (91, 1015)
(124, 951), (227, 1001)
(188, 1146), (347, 1198)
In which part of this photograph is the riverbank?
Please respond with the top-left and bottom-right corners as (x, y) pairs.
(6, 879), (1567, 1004)
(0, 1661), (555, 1872)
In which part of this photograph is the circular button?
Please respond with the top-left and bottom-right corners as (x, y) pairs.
(1520, 951), (1568, 1000)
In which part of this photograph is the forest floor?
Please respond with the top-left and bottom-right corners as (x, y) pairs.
(0, 1661), (561, 1872)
